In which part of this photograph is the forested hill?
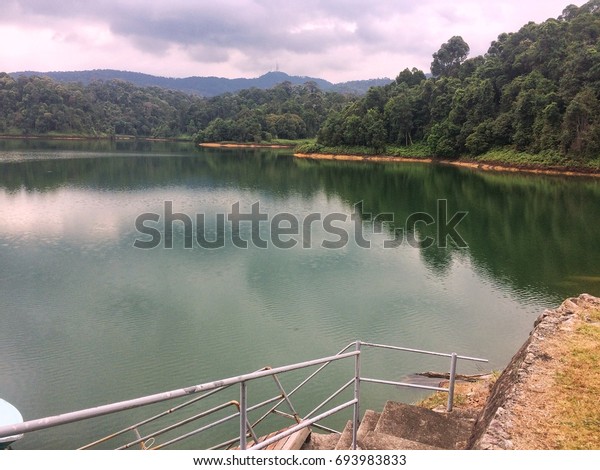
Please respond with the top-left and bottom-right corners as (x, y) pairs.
(314, 0), (600, 167)
(0, 73), (356, 139)
(9, 70), (392, 97)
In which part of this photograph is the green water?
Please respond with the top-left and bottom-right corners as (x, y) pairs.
(1, 139), (599, 449)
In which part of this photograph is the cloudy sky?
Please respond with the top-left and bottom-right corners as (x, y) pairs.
(0, 0), (586, 83)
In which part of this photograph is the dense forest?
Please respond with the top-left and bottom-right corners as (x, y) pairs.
(313, 1), (600, 165)
(0, 73), (354, 140)
(192, 82), (353, 142)
(1, 1), (600, 167)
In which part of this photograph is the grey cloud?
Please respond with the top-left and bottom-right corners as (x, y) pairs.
(1, 0), (104, 22)
(1, 0), (579, 80)
(3, 0), (415, 55)
(186, 44), (231, 64)
(106, 2), (363, 58)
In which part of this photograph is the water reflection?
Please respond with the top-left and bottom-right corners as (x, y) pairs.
(0, 140), (599, 449)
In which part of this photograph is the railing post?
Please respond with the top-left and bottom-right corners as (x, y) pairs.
(447, 353), (457, 412)
(352, 341), (361, 450)
(239, 381), (247, 450)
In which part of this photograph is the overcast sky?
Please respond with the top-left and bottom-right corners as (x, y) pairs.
(0, 1), (587, 83)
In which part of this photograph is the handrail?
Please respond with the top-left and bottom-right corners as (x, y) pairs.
(248, 342), (356, 431)
(0, 350), (359, 439)
(359, 341), (488, 362)
(361, 377), (447, 392)
(82, 367), (276, 450)
(116, 400), (241, 450)
(0, 341), (487, 451)
(250, 400), (357, 450)
(305, 378), (355, 419)
(357, 342), (487, 412)
(153, 393), (285, 450)
(78, 384), (232, 449)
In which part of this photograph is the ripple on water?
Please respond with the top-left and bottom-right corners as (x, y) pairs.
(2, 145), (599, 448)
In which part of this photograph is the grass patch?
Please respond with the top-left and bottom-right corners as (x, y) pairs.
(472, 148), (567, 167)
(471, 148), (600, 172)
(550, 310), (600, 449)
(416, 390), (466, 409)
(294, 142), (432, 158)
(272, 138), (314, 146)
(383, 142), (432, 158)
(415, 376), (497, 412)
(583, 308), (600, 323)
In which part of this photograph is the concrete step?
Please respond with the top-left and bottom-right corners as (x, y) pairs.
(360, 431), (442, 450)
(334, 420), (353, 450)
(301, 431), (340, 450)
(357, 410), (381, 444)
(306, 402), (478, 450)
(374, 401), (477, 450)
(333, 410), (383, 450)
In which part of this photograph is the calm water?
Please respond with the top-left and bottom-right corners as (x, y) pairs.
(1, 139), (599, 449)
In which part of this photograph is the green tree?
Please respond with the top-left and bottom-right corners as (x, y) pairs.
(342, 115), (363, 146)
(384, 92), (414, 145)
(561, 87), (600, 158)
(317, 111), (345, 146)
(361, 109), (387, 152)
(430, 36), (470, 77)
(395, 68), (426, 87)
(266, 113), (307, 139)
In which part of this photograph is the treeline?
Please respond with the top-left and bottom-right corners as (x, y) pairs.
(0, 74), (205, 138)
(193, 82), (352, 142)
(315, 1), (600, 163)
(0, 73), (353, 140)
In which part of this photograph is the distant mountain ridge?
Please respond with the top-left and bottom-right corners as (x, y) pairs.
(9, 69), (392, 97)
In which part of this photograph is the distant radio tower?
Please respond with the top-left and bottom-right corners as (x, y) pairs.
(275, 61), (279, 72)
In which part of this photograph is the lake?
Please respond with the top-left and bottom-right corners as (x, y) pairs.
(1, 139), (599, 449)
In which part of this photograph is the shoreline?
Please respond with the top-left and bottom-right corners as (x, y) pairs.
(2, 135), (598, 178)
(0, 134), (192, 143)
(294, 152), (433, 164)
(199, 142), (294, 149)
(294, 152), (600, 178)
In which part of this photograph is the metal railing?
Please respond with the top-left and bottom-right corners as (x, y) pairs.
(0, 341), (487, 450)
